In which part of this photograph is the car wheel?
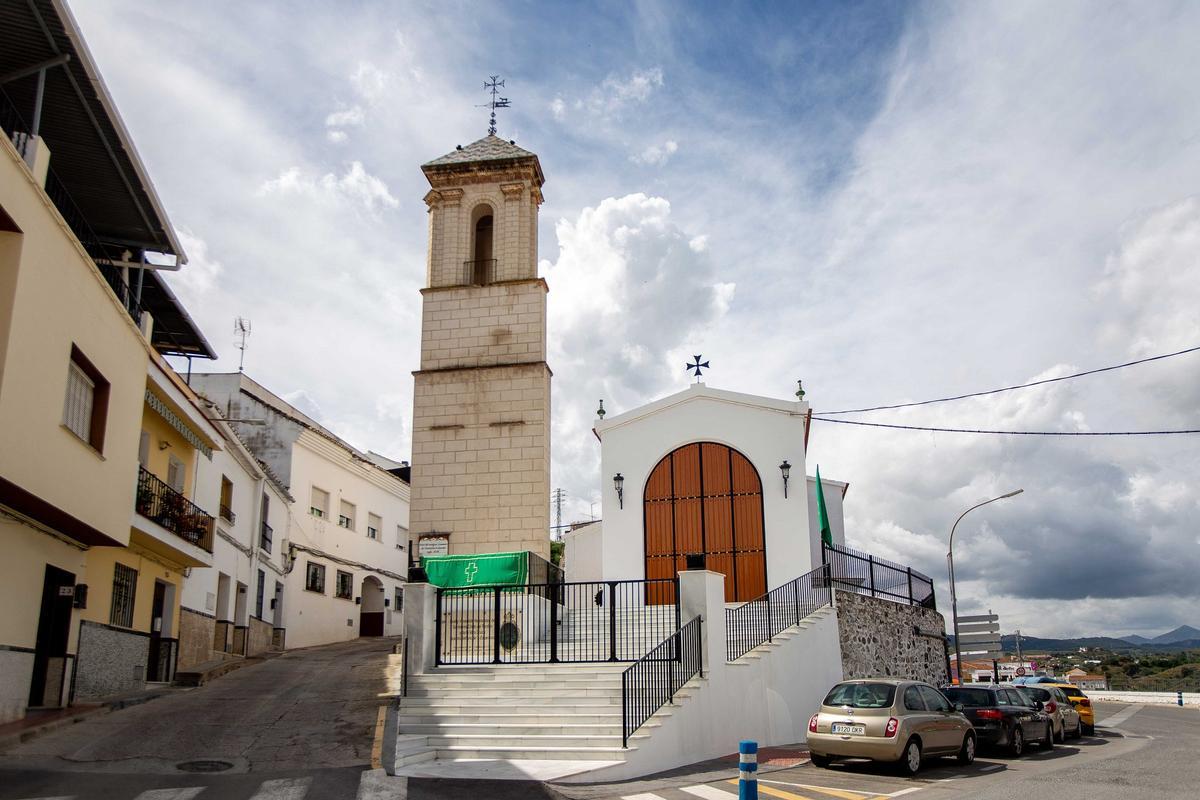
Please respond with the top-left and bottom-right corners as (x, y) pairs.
(957, 732), (977, 765)
(896, 738), (922, 777)
(1043, 723), (1055, 749)
(1083, 723), (1095, 736)
(1009, 726), (1024, 757)
(1071, 720), (1082, 739)
(1054, 720), (1065, 744)
(810, 753), (832, 768)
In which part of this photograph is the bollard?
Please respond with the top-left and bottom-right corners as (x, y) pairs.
(1179, 691), (1184, 707)
(738, 740), (758, 800)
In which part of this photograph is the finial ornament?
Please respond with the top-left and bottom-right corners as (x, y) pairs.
(796, 379), (805, 401)
(479, 75), (512, 135)
(687, 355), (710, 383)
(596, 400), (606, 419)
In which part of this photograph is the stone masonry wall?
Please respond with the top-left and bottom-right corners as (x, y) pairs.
(248, 617), (273, 657)
(419, 281), (547, 371)
(75, 621), (149, 701)
(835, 590), (949, 686)
(177, 606), (215, 670)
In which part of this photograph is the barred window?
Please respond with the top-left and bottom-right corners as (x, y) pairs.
(255, 569), (266, 618)
(335, 570), (353, 599)
(62, 347), (108, 451)
(338, 499), (355, 530)
(305, 562), (325, 593)
(110, 563), (137, 628)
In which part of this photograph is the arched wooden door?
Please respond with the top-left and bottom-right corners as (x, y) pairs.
(643, 442), (767, 602)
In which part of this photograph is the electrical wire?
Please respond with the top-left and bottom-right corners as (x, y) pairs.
(810, 416), (1200, 436)
(818, 344), (1200, 415)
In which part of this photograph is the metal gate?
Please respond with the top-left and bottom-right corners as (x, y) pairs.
(435, 578), (679, 665)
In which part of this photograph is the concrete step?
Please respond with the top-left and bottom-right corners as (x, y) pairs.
(397, 697), (619, 711)
(422, 732), (632, 748)
(404, 686), (622, 699)
(400, 722), (628, 736)
(431, 744), (632, 761)
(409, 673), (625, 685)
(397, 712), (626, 726)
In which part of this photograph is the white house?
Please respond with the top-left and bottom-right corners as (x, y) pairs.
(568, 382), (847, 600)
(190, 373), (410, 649)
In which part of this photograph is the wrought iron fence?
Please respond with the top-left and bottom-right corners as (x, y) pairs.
(621, 615), (703, 747)
(822, 541), (936, 609)
(435, 578), (679, 665)
(1, 88), (32, 160)
(462, 258), (497, 285)
(725, 563), (833, 662)
(136, 466), (215, 552)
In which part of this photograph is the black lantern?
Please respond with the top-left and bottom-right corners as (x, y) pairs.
(613, 473), (625, 509)
(779, 460), (792, 498)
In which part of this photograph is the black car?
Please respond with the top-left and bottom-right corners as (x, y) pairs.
(942, 685), (1053, 757)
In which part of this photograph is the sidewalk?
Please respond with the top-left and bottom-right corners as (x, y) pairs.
(0, 686), (180, 753)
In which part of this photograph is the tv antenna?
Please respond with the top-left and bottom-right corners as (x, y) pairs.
(478, 75), (511, 135)
(234, 317), (252, 372)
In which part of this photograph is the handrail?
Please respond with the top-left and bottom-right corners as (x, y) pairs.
(621, 615), (703, 747)
(821, 540), (936, 609)
(725, 563), (832, 662)
(135, 466), (215, 553)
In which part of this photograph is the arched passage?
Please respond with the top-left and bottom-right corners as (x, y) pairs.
(469, 203), (494, 284)
(643, 442), (766, 602)
(359, 575), (385, 637)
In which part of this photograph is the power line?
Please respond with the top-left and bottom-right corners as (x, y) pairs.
(810, 416), (1200, 436)
(818, 344), (1200, 416)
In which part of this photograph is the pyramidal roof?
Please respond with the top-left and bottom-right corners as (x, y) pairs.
(423, 134), (540, 172)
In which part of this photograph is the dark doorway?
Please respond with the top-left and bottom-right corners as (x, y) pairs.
(29, 565), (75, 708)
(359, 576), (385, 637)
(146, 581), (168, 681)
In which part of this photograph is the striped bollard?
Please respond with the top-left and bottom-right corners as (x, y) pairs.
(1179, 691), (1185, 707)
(738, 740), (758, 799)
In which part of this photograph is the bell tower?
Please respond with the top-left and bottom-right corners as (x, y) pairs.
(410, 134), (551, 559)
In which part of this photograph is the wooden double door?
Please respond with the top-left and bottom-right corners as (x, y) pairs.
(644, 442), (767, 602)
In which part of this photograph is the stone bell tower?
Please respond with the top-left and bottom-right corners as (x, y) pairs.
(409, 134), (551, 560)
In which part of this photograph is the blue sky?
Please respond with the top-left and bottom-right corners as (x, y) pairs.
(73, 0), (1200, 638)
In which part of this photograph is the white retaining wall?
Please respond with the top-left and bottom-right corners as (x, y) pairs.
(1090, 690), (1200, 706)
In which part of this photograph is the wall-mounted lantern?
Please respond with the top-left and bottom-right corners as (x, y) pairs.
(779, 460), (792, 498)
(613, 473), (625, 509)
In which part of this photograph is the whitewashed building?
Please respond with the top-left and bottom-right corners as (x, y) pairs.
(190, 373), (410, 649)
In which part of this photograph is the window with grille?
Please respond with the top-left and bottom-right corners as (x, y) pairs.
(62, 347), (109, 451)
(367, 513), (381, 540)
(395, 587), (404, 613)
(335, 570), (353, 599)
(305, 562), (325, 593)
(110, 563), (138, 628)
(338, 499), (355, 530)
(255, 569), (266, 618)
(310, 487), (328, 518)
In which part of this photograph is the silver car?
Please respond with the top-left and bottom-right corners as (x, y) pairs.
(1009, 684), (1082, 741)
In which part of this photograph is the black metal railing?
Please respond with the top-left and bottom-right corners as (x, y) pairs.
(527, 550), (564, 588)
(462, 258), (497, 285)
(725, 563), (833, 662)
(436, 578), (679, 665)
(219, 504), (236, 524)
(147, 636), (178, 682)
(135, 466), (215, 553)
(822, 541), (936, 609)
(621, 615), (703, 747)
(1, 88), (32, 160)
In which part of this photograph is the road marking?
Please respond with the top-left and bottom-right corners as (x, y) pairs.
(885, 790), (924, 798)
(133, 791), (206, 800)
(248, 778), (312, 799)
(755, 778), (920, 799)
(371, 705), (387, 769)
(979, 764), (1003, 772)
(680, 786), (737, 799)
(621, 794), (669, 800)
(1098, 704), (1145, 729)
(356, 768), (407, 800)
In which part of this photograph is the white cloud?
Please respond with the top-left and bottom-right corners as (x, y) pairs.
(631, 139), (678, 166)
(550, 97), (567, 120)
(603, 67), (663, 105)
(169, 228), (223, 304)
(257, 161), (398, 211)
(351, 61), (387, 102)
(326, 130), (348, 144)
(325, 106), (365, 127)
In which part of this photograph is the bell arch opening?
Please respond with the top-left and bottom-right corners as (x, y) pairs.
(469, 203), (494, 284)
(643, 442), (767, 602)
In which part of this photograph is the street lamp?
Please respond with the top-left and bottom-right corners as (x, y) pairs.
(948, 489), (1023, 684)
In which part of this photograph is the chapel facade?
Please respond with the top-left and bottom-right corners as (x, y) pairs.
(409, 135), (551, 559)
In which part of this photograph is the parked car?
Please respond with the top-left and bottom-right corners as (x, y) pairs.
(942, 684), (1053, 756)
(1010, 684), (1082, 741)
(1047, 682), (1096, 735)
(808, 679), (976, 776)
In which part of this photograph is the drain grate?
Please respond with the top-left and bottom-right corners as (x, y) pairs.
(176, 760), (234, 773)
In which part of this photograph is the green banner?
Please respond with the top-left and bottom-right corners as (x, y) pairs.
(423, 552), (528, 592)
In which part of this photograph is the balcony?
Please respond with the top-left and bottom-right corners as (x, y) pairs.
(461, 259), (496, 286)
(219, 504), (236, 524)
(135, 466), (214, 554)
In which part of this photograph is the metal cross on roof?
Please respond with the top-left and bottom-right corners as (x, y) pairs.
(479, 75), (512, 135)
(686, 355), (710, 382)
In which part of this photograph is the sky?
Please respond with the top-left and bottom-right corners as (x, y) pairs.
(72, 0), (1200, 639)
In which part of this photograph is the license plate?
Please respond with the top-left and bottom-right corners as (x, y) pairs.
(831, 723), (865, 735)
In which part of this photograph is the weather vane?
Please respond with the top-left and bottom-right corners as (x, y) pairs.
(686, 355), (709, 383)
(478, 75), (511, 135)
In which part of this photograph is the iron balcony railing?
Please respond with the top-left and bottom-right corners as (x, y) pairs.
(135, 466), (215, 553)
(219, 503), (236, 524)
(1, 88), (32, 160)
(461, 258), (497, 285)
(725, 563), (833, 662)
(435, 578), (679, 665)
(822, 541), (936, 609)
(622, 615), (703, 747)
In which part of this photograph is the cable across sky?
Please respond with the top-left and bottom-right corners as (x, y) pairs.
(809, 417), (1200, 436)
(817, 344), (1200, 416)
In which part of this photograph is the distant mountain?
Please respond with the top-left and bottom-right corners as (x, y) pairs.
(1122, 634), (1152, 645)
(1153, 625), (1200, 644)
(998, 634), (1134, 652)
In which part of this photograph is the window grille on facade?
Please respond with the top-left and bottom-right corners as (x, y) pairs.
(63, 360), (95, 443)
(394, 587), (403, 612)
(367, 513), (381, 540)
(306, 562), (325, 593)
(338, 500), (355, 530)
(335, 570), (353, 599)
(255, 569), (266, 618)
(110, 563), (138, 628)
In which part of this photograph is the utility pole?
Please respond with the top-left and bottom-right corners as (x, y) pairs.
(552, 488), (566, 541)
(1015, 629), (1024, 665)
